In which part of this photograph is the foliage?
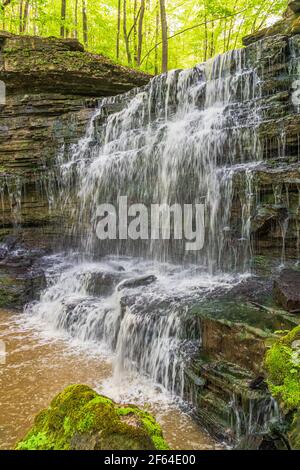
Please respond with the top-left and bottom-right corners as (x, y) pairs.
(265, 326), (300, 411)
(16, 384), (169, 450)
(0, 0), (289, 74)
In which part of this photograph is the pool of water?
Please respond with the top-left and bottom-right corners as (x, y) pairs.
(0, 309), (223, 450)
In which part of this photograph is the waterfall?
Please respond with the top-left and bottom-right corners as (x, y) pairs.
(56, 46), (262, 272)
(22, 43), (284, 444)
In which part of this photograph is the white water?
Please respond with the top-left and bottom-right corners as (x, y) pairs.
(56, 46), (262, 271)
(24, 254), (243, 397)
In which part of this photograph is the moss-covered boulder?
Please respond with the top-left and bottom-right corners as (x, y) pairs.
(265, 326), (300, 449)
(15, 384), (169, 451)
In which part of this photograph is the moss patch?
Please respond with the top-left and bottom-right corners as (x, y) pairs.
(265, 326), (300, 410)
(16, 384), (169, 451)
(265, 326), (300, 449)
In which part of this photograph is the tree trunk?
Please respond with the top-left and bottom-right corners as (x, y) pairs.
(19, 0), (23, 33)
(159, 0), (168, 73)
(154, 0), (159, 74)
(136, 0), (145, 67)
(74, 0), (78, 38)
(123, 0), (132, 65)
(133, 0), (138, 65)
(116, 0), (121, 59)
(60, 0), (66, 38)
(22, 0), (30, 34)
(82, 0), (88, 47)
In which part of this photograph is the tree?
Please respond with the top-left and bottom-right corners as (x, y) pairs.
(123, 0), (132, 65)
(159, 0), (168, 73)
(61, 0), (67, 38)
(116, 0), (121, 59)
(82, 0), (88, 46)
(22, 0), (30, 33)
(137, 0), (145, 66)
(74, 0), (79, 38)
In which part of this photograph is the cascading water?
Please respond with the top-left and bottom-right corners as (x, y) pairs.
(22, 43), (285, 444)
(57, 46), (262, 272)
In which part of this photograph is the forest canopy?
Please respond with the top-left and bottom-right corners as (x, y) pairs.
(0, 0), (289, 74)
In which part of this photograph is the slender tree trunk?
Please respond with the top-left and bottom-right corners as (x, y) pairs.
(60, 0), (66, 38)
(133, 0), (138, 65)
(33, 0), (38, 34)
(159, 0), (168, 73)
(136, 0), (145, 67)
(210, 23), (214, 58)
(19, 0), (23, 33)
(73, 0), (78, 38)
(154, 1), (159, 74)
(22, 0), (30, 33)
(123, 0), (132, 65)
(203, 9), (208, 61)
(82, 0), (88, 47)
(116, 0), (121, 59)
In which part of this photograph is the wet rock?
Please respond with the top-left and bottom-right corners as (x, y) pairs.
(84, 271), (124, 297)
(16, 384), (169, 450)
(0, 242), (47, 308)
(184, 357), (278, 445)
(274, 269), (300, 313)
(248, 376), (267, 391)
(289, 411), (300, 449)
(118, 274), (157, 291)
(235, 433), (290, 450)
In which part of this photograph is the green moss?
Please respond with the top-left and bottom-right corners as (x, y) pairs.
(16, 384), (169, 451)
(265, 326), (300, 411)
(16, 432), (49, 450)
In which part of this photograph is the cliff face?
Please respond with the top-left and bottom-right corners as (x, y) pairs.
(0, 32), (150, 245)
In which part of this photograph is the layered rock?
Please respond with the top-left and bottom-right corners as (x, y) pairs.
(0, 31), (150, 245)
(182, 281), (298, 447)
(0, 32), (150, 306)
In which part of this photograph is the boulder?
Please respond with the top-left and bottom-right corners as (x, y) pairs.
(274, 269), (300, 313)
(15, 384), (169, 450)
(118, 275), (157, 291)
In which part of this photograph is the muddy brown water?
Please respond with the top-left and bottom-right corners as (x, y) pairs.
(0, 309), (223, 450)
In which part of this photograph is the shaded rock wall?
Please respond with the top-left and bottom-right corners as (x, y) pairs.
(0, 32), (150, 247)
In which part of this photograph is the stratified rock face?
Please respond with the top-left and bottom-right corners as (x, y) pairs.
(0, 32), (150, 247)
(15, 384), (169, 450)
(274, 269), (300, 312)
(0, 32), (150, 96)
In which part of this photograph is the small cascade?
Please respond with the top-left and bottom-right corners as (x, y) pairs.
(25, 256), (237, 395)
(230, 394), (280, 441)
